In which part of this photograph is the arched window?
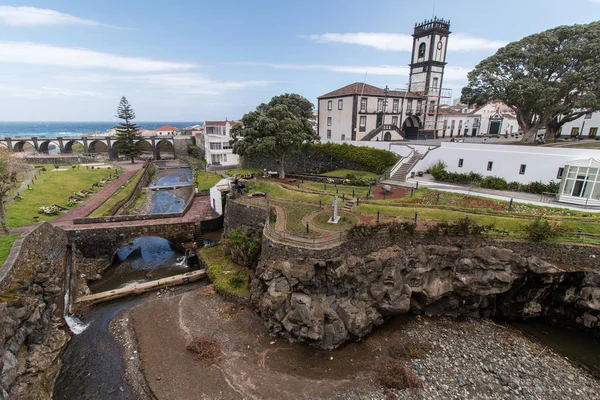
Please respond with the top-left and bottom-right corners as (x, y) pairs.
(418, 43), (426, 58)
(384, 132), (392, 141)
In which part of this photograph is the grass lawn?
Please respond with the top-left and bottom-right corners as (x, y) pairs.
(322, 169), (380, 180)
(89, 169), (144, 217)
(273, 201), (321, 237)
(196, 171), (222, 191)
(248, 180), (331, 205)
(300, 181), (372, 198)
(311, 211), (359, 232)
(6, 166), (113, 228)
(199, 244), (249, 297)
(0, 235), (19, 266)
(226, 168), (261, 177)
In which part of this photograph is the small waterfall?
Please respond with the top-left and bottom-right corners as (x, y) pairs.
(64, 248), (90, 335)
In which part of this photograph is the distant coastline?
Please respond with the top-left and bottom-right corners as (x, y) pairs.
(0, 121), (202, 137)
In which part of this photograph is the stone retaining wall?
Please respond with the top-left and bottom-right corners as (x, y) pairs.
(23, 156), (96, 165)
(252, 232), (600, 350)
(67, 221), (196, 260)
(0, 223), (70, 399)
(223, 197), (269, 266)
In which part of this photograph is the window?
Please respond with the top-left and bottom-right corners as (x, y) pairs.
(359, 116), (367, 132)
(392, 99), (399, 113)
(589, 127), (598, 138)
(341, 134), (346, 140)
(458, 159), (464, 168)
(327, 100), (332, 111)
(473, 118), (480, 127)
(392, 116), (398, 126)
(519, 164), (527, 175)
(360, 98), (367, 112)
(338, 99), (343, 110)
(585, 113), (592, 119)
(464, 129), (469, 136)
(407, 99), (413, 112)
(571, 127), (580, 137)
(432, 77), (439, 89)
(418, 43), (426, 58)
(222, 142), (232, 150)
(557, 167), (565, 179)
(327, 129), (331, 139)
(487, 161), (493, 171)
(429, 100), (436, 115)
(210, 142), (222, 150)
(223, 154), (227, 163)
(327, 117), (332, 126)
(223, 127), (226, 136)
(377, 99), (383, 112)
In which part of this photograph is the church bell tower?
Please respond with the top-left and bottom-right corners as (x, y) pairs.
(408, 17), (451, 137)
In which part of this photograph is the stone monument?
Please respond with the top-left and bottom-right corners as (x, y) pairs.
(328, 195), (341, 224)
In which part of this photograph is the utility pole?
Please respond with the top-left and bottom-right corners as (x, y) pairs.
(381, 85), (389, 141)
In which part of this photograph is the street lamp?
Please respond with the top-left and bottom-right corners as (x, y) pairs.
(381, 85), (389, 140)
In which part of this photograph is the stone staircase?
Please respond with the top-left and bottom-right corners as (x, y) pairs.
(385, 151), (422, 184)
(342, 199), (355, 212)
(360, 125), (384, 141)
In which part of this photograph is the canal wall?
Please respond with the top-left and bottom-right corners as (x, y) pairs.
(252, 232), (600, 350)
(0, 223), (70, 399)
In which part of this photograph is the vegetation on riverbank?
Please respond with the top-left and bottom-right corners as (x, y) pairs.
(199, 245), (249, 297)
(89, 168), (144, 217)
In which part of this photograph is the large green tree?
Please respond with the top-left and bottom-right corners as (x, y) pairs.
(114, 97), (143, 163)
(231, 94), (318, 178)
(0, 151), (27, 234)
(461, 21), (600, 143)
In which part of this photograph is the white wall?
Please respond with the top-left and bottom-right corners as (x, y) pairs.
(561, 112), (600, 138)
(318, 96), (353, 141)
(412, 142), (600, 184)
(210, 185), (224, 215)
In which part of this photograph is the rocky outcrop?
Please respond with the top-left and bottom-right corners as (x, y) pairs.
(0, 223), (70, 399)
(251, 241), (600, 350)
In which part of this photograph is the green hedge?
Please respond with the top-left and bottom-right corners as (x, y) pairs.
(310, 143), (398, 174)
(429, 161), (559, 194)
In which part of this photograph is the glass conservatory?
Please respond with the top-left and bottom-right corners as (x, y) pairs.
(557, 158), (600, 206)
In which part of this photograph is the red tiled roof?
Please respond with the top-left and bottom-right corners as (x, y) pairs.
(156, 125), (178, 131)
(318, 82), (423, 99)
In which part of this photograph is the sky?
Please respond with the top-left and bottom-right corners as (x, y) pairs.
(0, 0), (599, 122)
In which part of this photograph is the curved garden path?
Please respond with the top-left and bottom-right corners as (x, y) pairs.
(4, 166), (36, 204)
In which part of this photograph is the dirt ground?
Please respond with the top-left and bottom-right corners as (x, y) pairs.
(125, 286), (600, 400)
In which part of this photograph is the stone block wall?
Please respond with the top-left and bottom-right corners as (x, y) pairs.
(252, 233), (600, 350)
(223, 198), (269, 267)
(0, 223), (70, 399)
(173, 137), (193, 157)
(23, 156), (96, 165)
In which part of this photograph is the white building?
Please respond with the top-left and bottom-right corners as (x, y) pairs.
(410, 142), (600, 206)
(558, 111), (600, 139)
(437, 101), (519, 138)
(203, 120), (240, 168)
(317, 17), (453, 142)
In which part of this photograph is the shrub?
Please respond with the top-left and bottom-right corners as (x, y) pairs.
(428, 160), (447, 180)
(425, 218), (493, 238)
(71, 165), (76, 169)
(507, 181), (521, 191)
(53, 164), (59, 169)
(227, 228), (246, 247)
(247, 240), (261, 264)
(480, 176), (508, 190)
(41, 167), (47, 172)
(311, 142), (397, 174)
(522, 217), (564, 242)
(375, 358), (421, 390)
(345, 173), (357, 180)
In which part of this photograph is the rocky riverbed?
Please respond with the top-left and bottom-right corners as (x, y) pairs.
(118, 285), (600, 400)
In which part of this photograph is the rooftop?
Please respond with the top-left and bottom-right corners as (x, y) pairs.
(156, 125), (178, 131)
(318, 82), (423, 100)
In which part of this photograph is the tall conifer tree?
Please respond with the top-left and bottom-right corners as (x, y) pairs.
(114, 97), (143, 163)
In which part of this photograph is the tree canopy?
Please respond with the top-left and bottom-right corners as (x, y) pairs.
(231, 93), (318, 178)
(461, 21), (600, 143)
(114, 97), (143, 162)
(0, 151), (27, 234)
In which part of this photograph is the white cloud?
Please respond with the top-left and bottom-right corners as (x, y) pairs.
(0, 83), (102, 99)
(0, 41), (198, 72)
(0, 6), (126, 29)
(234, 62), (471, 81)
(124, 73), (271, 95)
(302, 32), (508, 52)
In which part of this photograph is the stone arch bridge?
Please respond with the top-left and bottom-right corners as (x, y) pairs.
(0, 135), (175, 159)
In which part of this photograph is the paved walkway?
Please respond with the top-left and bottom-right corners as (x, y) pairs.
(4, 166), (36, 204)
(407, 175), (600, 212)
(51, 161), (141, 227)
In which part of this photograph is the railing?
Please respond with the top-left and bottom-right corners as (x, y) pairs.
(264, 217), (346, 248)
(388, 149), (415, 178)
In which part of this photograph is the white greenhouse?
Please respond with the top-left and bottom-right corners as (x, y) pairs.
(557, 158), (600, 206)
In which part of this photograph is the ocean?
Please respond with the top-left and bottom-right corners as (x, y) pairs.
(0, 122), (202, 137)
